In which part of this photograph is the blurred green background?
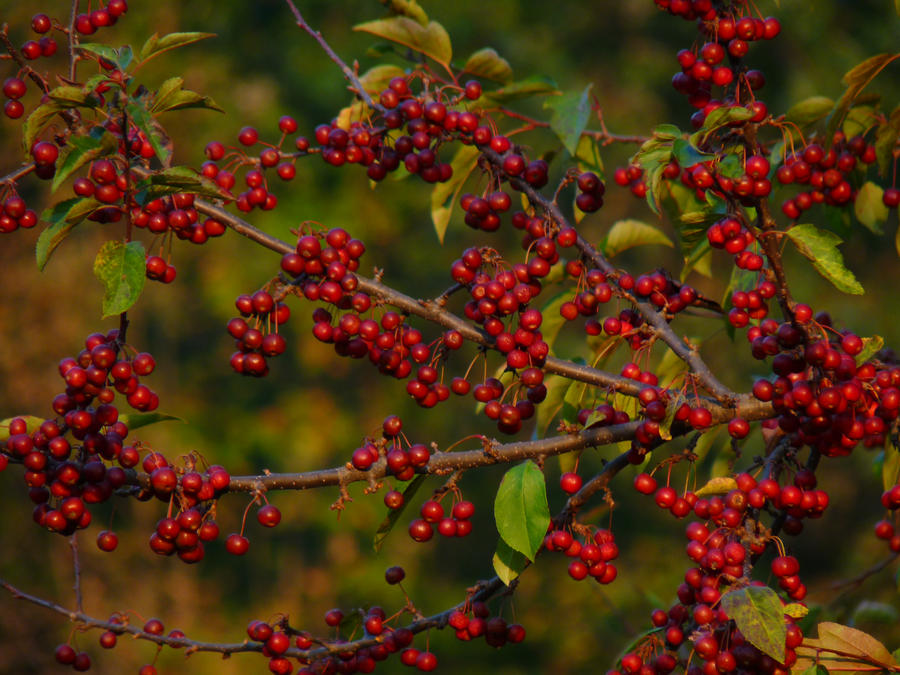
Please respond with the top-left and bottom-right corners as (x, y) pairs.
(1, 1), (900, 673)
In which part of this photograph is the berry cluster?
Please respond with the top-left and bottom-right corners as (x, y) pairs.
(446, 600), (526, 649)
(778, 134), (879, 219)
(0, 192), (38, 233)
(623, 470), (809, 673)
(3, 6), (128, 120)
(72, 1), (129, 36)
(662, 1), (780, 116)
(1, 332), (149, 536)
(227, 289), (291, 376)
(544, 525), (620, 585)
(407, 498), (475, 542)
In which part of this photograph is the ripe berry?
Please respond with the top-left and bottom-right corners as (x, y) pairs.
(385, 565), (405, 584)
(225, 533), (250, 555)
(257, 504), (282, 527)
(238, 126), (259, 146)
(560, 472), (583, 494)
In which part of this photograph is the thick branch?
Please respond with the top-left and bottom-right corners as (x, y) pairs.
(130, 394), (772, 494)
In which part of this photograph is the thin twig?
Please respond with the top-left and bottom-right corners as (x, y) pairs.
(68, 0), (79, 81)
(68, 533), (84, 614)
(282, 0), (384, 113)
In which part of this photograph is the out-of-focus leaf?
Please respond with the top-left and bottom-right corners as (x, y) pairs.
(534, 375), (576, 439)
(381, 0), (428, 25)
(544, 84), (593, 156)
(117, 412), (184, 430)
(875, 106), (900, 176)
(574, 135), (604, 175)
(373, 475), (426, 552)
(429, 144), (480, 243)
(854, 181), (889, 233)
(462, 47), (512, 83)
(0, 416), (44, 443)
(358, 64), (407, 95)
(601, 219), (674, 258)
(825, 53), (900, 148)
(480, 75), (559, 103)
(785, 96), (833, 127)
(353, 17), (451, 66)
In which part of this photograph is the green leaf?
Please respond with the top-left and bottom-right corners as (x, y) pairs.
(494, 460), (550, 561)
(75, 43), (121, 65)
(843, 104), (875, 139)
(0, 416), (44, 443)
(493, 538), (528, 585)
(884, 443), (900, 492)
(36, 198), (103, 270)
(601, 219), (674, 258)
(481, 75), (559, 103)
(719, 586), (786, 663)
(785, 96), (834, 127)
(574, 135), (604, 175)
(353, 17), (451, 66)
(653, 123), (682, 140)
(682, 238), (712, 280)
(47, 85), (91, 106)
(358, 64), (407, 96)
(796, 666), (828, 675)
(855, 335), (884, 366)
(672, 137), (714, 168)
(125, 100), (172, 165)
(93, 240), (146, 318)
(150, 76), (224, 114)
(117, 412), (184, 430)
(429, 144), (480, 243)
(23, 87), (92, 152)
(690, 105), (754, 144)
(52, 129), (118, 192)
(533, 375), (575, 439)
(544, 84), (593, 156)
(825, 53), (900, 148)
(373, 475), (426, 552)
(462, 48), (512, 83)
(855, 181), (889, 233)
(786, 224), (864, 295)
(138, 32), (216, 64)
(133, 166), (225, 203)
